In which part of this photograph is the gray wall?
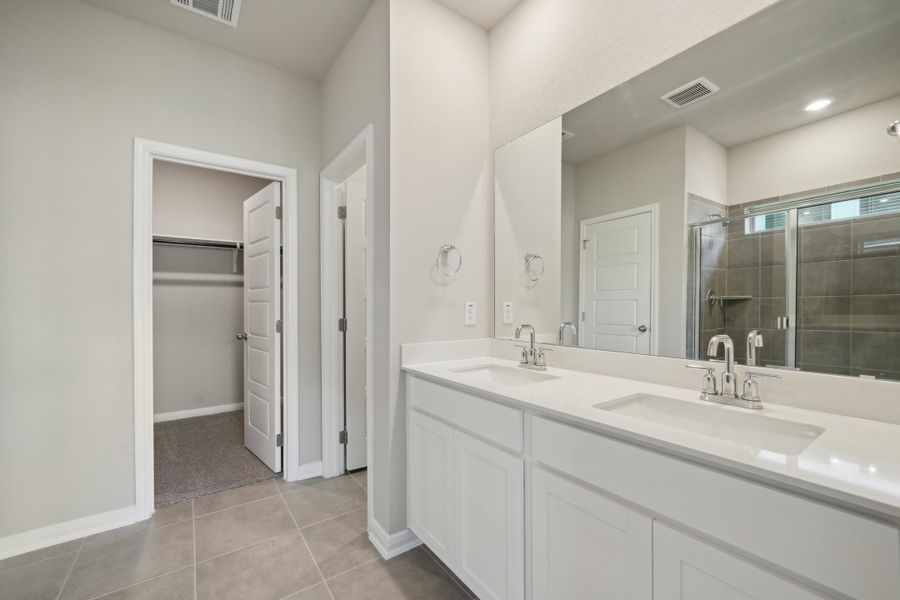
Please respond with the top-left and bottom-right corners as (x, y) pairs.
(319, 0), (391, 530)
(152, 163), (271, 417)
(0, 0), (321, 537)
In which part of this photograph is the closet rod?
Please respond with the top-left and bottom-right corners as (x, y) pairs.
(152, 235), (242, 250)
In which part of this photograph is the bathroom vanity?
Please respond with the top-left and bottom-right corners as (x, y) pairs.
(404, 355), (900, 600)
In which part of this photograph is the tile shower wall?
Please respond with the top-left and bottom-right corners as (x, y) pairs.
(698, 173), (900, 379)
(797, 214), (900, 380)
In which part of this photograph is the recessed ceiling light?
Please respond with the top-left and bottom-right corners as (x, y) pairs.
(804, 98), (832, 112)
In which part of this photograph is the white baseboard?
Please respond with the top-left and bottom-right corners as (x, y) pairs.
(153, 402), (243, 423)
(288, 461), (323, 482)
(0, 505), (140, 561)
(368, 518), (421, 559)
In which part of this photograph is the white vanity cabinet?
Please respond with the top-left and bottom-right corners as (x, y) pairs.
(407, 377), (525, 600)
(405, 373), (900, 600)
(530, 465), (652, 600)
(652, 522), (829, 600)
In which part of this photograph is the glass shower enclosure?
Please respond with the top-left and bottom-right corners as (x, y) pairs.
(689, 181), (900, 381)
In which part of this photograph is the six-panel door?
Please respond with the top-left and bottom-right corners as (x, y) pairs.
(531, 465), (653, 600)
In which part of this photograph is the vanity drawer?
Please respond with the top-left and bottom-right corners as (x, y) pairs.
(529, 416), (900, 600)
(407, 375), (524, 452)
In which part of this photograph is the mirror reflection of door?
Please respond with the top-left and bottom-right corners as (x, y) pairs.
(579, 208), (654, 354)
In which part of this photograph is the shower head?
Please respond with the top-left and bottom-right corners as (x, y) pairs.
(889, 120), (900, 137)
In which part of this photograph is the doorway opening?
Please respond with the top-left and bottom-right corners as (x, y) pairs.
(134, 139), (300, 519)
(321, 126), (374, 482)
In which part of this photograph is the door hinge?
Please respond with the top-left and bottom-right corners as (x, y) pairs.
(337, 206), (347, 220)
(276, 433), (283, 447)
(582, 239), (588, 250)
(581, 311), (586, 321)
(338, 317), (347, 332)
(338, 430), (348, 444)
(275, 319), (282, 333)
(275, 206), (282, 220)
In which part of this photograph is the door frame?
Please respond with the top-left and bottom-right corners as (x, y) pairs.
(320, 125), (375, 479)
(133, 138), (299, 520)
(578, 203), (659, 355)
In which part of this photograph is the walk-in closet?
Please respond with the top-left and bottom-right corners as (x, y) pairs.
(152, 161), (282, 506)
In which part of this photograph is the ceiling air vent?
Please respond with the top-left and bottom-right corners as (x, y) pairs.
(171, 0), (242, 28)
(660, 77), (719, 108)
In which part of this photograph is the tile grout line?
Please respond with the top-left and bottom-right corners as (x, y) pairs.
(276, 483), (336, 600)
(196, 530), (300, 566)
(193, 482), (281, 518)
(54, 537), (85, 600)
(83, 566), (194, 600)
(192, 499), (198, 600)
(323, 555), (380, 582)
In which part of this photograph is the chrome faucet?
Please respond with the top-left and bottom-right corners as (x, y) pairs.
(515, 324), (548, 370)
(558, 322), (577, 346)
(746, 330), (764, 367)
(707, 334), (737, 399)
(685, 334), (782, 409)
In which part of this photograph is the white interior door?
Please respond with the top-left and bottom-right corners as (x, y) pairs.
(580, 210), (653, 354)
(344, 166), (368, 471)
(242, 182), (282, 472)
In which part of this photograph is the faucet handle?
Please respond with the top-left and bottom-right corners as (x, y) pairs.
(746, 371), (780, 380)
(685, 364), (718, 397)
(741, 371), (780, 405)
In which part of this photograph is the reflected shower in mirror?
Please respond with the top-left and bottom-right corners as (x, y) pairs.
(494, 0), (900, 381)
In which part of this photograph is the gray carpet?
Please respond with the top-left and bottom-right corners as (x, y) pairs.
(154, 410), (279, 507)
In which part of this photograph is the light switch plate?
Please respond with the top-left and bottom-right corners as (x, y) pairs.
(502, 302), (513, 324)
(464, 302), (477, 326)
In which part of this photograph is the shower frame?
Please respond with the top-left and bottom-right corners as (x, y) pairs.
(688, 178), (900, 369)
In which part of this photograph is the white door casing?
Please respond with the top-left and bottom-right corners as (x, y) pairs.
(579, 206), (656, 354)
(344, 168), (368, 471)
(243, 182), (282, 472)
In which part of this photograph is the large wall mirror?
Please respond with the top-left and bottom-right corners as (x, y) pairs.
(494, 0), (900, 380)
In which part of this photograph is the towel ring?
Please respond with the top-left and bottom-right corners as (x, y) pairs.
(525, 253), (545, 282)
(436, 244), (462, 277)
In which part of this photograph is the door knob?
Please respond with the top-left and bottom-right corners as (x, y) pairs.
(236, 332), (248, 341)
(638, 325), (648, 333)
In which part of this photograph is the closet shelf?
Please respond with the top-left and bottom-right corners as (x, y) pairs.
(153, 234), (243, 250)
(153, 272), (243, 284)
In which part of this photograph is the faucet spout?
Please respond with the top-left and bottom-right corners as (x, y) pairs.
(707, 334), (736, 398)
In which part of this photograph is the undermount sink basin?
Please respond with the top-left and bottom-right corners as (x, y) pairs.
(596, 394), (824, 455)
(451, 364), (559, 386)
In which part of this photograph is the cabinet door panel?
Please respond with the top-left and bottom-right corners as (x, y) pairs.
(454, 431), (524, 600)
(531, 466), (652, 600)
(653, 522), (831, 600)
(408, 410), (455, 564)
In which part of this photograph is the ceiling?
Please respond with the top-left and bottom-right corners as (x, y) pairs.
(561, 0), (900, 165)
(80, 0), (373, 81)
(436, 0), (522, 30)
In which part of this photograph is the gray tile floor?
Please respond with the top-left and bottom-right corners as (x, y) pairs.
(1, 470), (474, 600)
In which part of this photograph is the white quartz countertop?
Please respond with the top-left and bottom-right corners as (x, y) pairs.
(403, 356), (900, 522)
